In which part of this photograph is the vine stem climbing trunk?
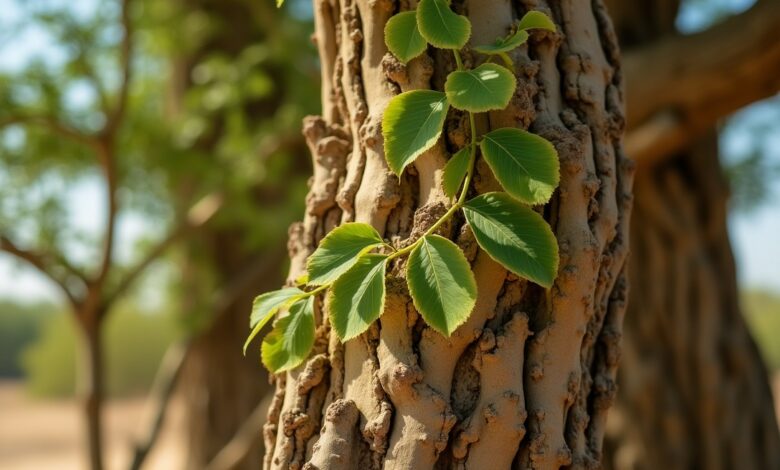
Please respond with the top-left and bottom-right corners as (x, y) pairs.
(262, 0), (633, 469)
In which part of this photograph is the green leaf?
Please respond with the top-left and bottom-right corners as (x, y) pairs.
(442, 146), (471, 198)
(276, 0), (285, 7)
(480, 128), (559, 205)
(383, 90), (449, 176)
(407, 235), (477, 336)
(307, 222), (385, 285)
(327, 254), (387, 341)
(473, 11), (555, 54)
(416, 0), (471, 50)
(445, 63), (516, 112)
(517, 10), (556, 32)
(261, 297), (316, 372)
(244, 287), (306, 354)
(463, 192), (558, 287)
(473, 30), (528, 54)
(385, 11), (427, 63)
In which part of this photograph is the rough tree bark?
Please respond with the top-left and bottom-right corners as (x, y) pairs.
(262, 0), (633, 469)
(603, 1), (780, 469)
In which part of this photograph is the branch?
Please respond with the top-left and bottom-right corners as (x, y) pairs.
(106, 0), (133, 135)
(82, 0), (135, 318)
(0, 115), (99, 151)
(127, 341), (188, 470)
(204, 400), (269, 470)
(0, 235), (82, 308)
(51, 250), (91, 287)
(104, 193), (224, 306)
(90, 142), (118, 305)
(126, 249), (284, 470)
(624, 111), (687, 170)
(625, 0), (780, 165)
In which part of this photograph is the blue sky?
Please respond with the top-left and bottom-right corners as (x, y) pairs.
(0, 0), (778, 304)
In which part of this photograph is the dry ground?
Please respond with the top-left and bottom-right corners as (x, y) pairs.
(1, 376), (779, 469)
(0, 381), (186, 470)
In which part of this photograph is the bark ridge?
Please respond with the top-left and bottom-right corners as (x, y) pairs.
(264, 0), (633, 469)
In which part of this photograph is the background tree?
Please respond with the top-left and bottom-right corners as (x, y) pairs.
(603, 1), (780, 468)
(0, 2), (198, 468)
(0, 1), (316, 468)
(151, 0), (317, 467)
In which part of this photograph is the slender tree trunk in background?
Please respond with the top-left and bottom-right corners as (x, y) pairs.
(79, 314), (105, 470)
(603, 1), (780, 468)
(263, 1), (632, 469)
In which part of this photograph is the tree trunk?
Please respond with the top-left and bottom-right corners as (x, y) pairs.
(605, 133), (780, 470)
(603, 1), (780, 469)
(167, 0), (320, 466)
(262, 1), (633, 469)
(183, 276), (272, 469)
(180, 227), (292, 470)
(168, 2), (277, 468)
(79, 315), (105, 470)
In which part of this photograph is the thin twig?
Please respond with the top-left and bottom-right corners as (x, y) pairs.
(0, 115), (99, 151)
(106, 0), (133, 135)
(128, 341), (189, 470)
(0, 235), (81, 308)
(104, 193), (224, 306)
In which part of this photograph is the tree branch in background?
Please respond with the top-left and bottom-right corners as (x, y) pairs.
(92, 142), (118, 297)
(106, 0), (133, 136)
(1, 193), (224, 470)
(91, 0), (135, 308)
(0, 235), (84, 308)
(51, 250), (91, 287)
(625, 0), (780, 166)
(0, 115), (99, 151)
(128, 341), (188, 470)
(105, 193), (224, 306)
(126, 248), (285, 470)
(204, 400), (270, 470)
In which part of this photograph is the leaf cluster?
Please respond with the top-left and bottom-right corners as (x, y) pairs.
(249, 5), (560, 373)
